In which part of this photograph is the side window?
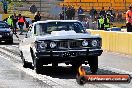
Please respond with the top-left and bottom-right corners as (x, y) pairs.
(34, 24), (41, 35)
(36, 24), (41, 35)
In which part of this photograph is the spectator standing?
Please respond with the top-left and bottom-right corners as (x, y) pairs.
(98, 16), (104, 30)
(111, 8), (116, 17)
(18, 14), (26, 35)
(117, 10), (123, 22)
(29, 4), (37, 14)
(78, 6), (84, 21)
(106, 7), (112, 15)
(126, 5), (132, 32)
(59, 12), (64, 20)
(62, 4), (67, 20)
(99, 7), (106, 17)
(104, 15), (110, 31)
(66, 6), (72, 20)
(34, 11), (41, 22)
(7, 15), (13, 29)
(2, 0), (8, 14)
(89, 7), (97, 20)
(111, 8), (116, 22)
(71, 6), (76, 20)
(77, 6), (84, 15)
(12, 13), (18, 34)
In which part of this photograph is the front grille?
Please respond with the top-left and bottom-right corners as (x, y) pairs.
(58, 41), (68, 48)
(58, 40), (82, 49)
(70, 40), (82, 48)
(0, 32), (10, 36)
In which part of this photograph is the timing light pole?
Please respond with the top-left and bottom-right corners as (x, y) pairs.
(40, 0), (41, 12)
(125, 0), (127, 11)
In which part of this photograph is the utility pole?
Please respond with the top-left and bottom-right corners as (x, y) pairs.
(40, 0), (41, 12)
(125, 0), (127, 11)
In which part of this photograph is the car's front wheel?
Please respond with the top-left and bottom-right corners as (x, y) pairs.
(32, 52), (43, 74)
(20, 51), (31, 68)
(71, 61), (82, 72)
(52, 62), (58, 67)
(7, 38), (13, 44)
(34, 58), (43, 74)
(88, 56), (98, 74)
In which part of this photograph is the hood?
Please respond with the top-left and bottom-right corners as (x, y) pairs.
(0, 28), (11, 32)
(36, 30), (101, 41)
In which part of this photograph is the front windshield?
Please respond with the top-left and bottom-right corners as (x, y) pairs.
(35, 22), (85, 35)
(0, 22), (9, 28)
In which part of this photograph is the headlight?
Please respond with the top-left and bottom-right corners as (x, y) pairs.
(39, 41), (47, 49)
(91, 40), (98, 47)
(82, 40), (88, 46)
(7, 33), (10, 36)
(50, 42), (56, 48)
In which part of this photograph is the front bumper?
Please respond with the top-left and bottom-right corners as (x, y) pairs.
(36, 49), (103, 58)
(0, 35), (13, 41)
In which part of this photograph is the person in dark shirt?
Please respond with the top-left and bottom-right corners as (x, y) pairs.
(34, 11), (41, 22)
(100, 7), (106, 17)
(66, 6), (72, 20)
(71, 6), (75, 20)
(89, 6), (97, 20)
(107, 7), (112, 15)
(18, 14), (26, 35)
(59, 12), (64, 20)
(12, 13), (18, 34)
(77, 6), (84, 15)
(62, 4), (67, 20)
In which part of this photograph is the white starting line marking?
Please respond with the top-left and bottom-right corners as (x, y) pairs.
(99, 65), (132, 75)
(103, 84), (121, 88)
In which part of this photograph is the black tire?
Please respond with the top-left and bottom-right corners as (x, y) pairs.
(72, 61), (82, 72)
(34, 58), (43, 74)
(76, 76), (87, 85)
(32, 51), (43, 74)
(8, 37), (13, 44)
(88, 56), (98, 74)
(20, 51), (30, 68)
(52, 63), (58, 67)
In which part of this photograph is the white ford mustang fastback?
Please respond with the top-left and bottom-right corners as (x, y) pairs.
(19, 20), (103, 74)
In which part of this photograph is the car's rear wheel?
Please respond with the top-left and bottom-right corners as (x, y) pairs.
(8, 38), (13, 44)
(88, 56), (98, 74)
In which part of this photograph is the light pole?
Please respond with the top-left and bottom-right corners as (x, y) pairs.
(124, 0), (127, 11)
(40, 0), (41, 12)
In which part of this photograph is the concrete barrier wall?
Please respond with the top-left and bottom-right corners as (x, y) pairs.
(89, 30), (132, 55)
